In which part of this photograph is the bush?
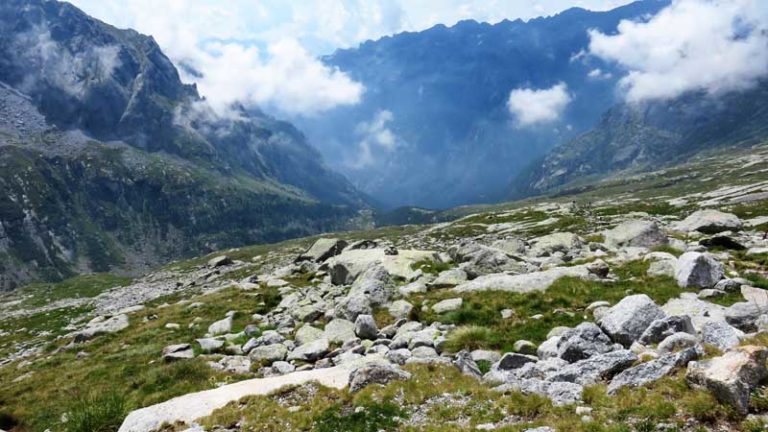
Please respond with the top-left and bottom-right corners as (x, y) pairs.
(65, 391), (126, 432)
(443, 325), (495, 352)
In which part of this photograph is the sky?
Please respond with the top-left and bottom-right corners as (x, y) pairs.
(66, 0), (768, 122)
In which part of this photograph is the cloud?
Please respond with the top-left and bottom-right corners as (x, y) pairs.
(507, 83), (572, 126)
(192, 39), (364, 117)
(349, 110), (398, 168)
(588, 0), (768, 103)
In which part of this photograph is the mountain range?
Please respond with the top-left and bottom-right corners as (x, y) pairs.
(0, 0), (368, 290)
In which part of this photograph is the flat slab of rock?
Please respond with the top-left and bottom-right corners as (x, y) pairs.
(326, 249), (439, 285)
(673, 210), (742, 234)
(74, 314), (129, 342)
(453, 265), (593, 293)
(118, 366), (354, 432)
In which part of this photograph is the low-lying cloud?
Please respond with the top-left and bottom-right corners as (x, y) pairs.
(192, 40), (364, 117)
(507, 83), (572, 127)
(349, 110), (398, 169)
(589, 0), (768, 103)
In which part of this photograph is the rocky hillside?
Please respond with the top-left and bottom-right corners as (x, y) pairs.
(295, 0), (668, 208)
(4, 144), (768, 431)
(0, 0), (369, 290)
(515, 81), (768, 196)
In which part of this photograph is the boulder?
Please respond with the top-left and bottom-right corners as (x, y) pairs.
(608, 347), (699, 394)
(197, 338), (225, 353)
(349, 364), (411, 393)
(647, 259), (677, 278)
(207, 255), (232, 267)
(599, 295), (666, 347)
(432, 298), (463, 313)
(295, 325), (325, 346)
(686, 346), (768, 414)
(604, 220), (667, 249)
(324, 319), (356, 344)
(673, 210), (742, 234)
(334, 293), (373, 321)
(74, 314), (129, 342)
(248, 344), (288, 364)
(725, 302), (764, 332)
(348, 265), (393, 306)
(674, 252), (724, 289)
(354, 314), (379, 340)
(208, 316), (234, 336)
(296, 238), (348, 263)
(326, 249), (439, 285)
(448, 242), (525, 277)
(557, 322), (616, 362)
(497, 353), (538, 370)
(386, 348), (412, 365)
(638, 315), (695, 345)
(453, 350), (482, 378)
(454, 265), (593, 293)
(700, 321), (743, 351)
(388, 300), (413, 320)
(548, 350), (638, 386)
(514, 340), (537, 355)
(499, 379), (583, 406)
(431, 268), (468, 288)
(287, 338), (329, 362)
(528, 233), (582, 257)
(162, 344), (194, 362)
(657, 332), (700, 354)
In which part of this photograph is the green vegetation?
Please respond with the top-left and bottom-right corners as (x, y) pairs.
(14, 274), (132, 308)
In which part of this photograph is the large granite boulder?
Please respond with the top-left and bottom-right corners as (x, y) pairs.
(599, 295), (666, 347)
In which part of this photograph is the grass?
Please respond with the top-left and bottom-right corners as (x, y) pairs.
(12, 273), (132, 308)
(0, 285), (282, 432)
(63, 391), (127, 432)
(411, 261), (695, 353)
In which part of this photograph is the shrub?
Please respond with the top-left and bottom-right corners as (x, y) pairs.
(443, 325), (495, 352)
(313, 402), (405, 432)
(65, 391), (126, 432)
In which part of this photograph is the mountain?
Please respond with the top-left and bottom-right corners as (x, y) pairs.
(293, 0), (669, 209)
(515, 81), (768, 196)
(0, 0), (369, 290)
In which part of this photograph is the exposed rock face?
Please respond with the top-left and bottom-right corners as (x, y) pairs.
(349, 364), (411, 393)
(454, 265), (594, 293)
(453, 350), (483, 378)
(599, 295), (666, 347)
(604, 220), (667, 249)
(686, 346), (768, 414)
(673, 210), (743, 234)
(557, 322), (617, 362)
(674, 252), (724, 289)
(296, 238), (348, 263)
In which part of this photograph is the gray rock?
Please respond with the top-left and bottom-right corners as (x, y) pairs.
(471, 349), (502, 363)
(608, 347), (699, 394)
(453, 350), (482, 378)
(557, 322), (616, 362)
(756, 314), (768, 333)
(514, 340), (537, 355)
(208, 315), (234, 336)
(537, 336), (561, 360)
(449, 242), (525, 277)
(287, 338), (329, 362)
(604, 220), (668, 249)
(431, 268), (468, 288)
(715, 279), (743, 292)
(529, 232), (582, 257)
(674, 252), (725, 288)
(197, 338), (225, 353)
(548, 350), (638, 386)
(295, 325), (325, 346)
(657, 332), (700, 354)
(296, 238), (348, 263)
(348, 265), (393, 306)
(638, 315), (695, 345)
(271, 361), (296, 375)
(686, 345), (768, 414)
(74, 314), (129, 342)
(701, 321), (743, 351)
(432, 298), (463, 313)
(162, 344), (193, 362)
(211, 356), (251, 374)
(334, 293), (373, 322)
(497, 352), (538, 370)
(324, 319), (356, 344)
(207, 255), (232, 267)
(599, 294), (666, 347)
(673, 210), (742, 234)
(248, 344), (288, 364)
(349, 364), (411, 393)
(501, 379), (583, 406)
(647, 259), (676, 278)
(386, 348), (413, 365)
(388, 300), (413, 320)
(354, 314), (379, 340)
(725, 302), (764, 332)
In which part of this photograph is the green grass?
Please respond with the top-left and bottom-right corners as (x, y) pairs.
(63, 391), (127, 432)
(411, 261), (693, 353)
(14, 274), (132, 308)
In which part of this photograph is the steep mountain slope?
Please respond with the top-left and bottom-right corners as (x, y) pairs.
(294, 0), (669, 209)
(0, 0), (368, 290)
(516, 81), (768, 196)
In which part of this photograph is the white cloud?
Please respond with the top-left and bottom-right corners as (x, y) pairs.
(507, 83), (572, 126)
(350, 110), (398, 168)
(193, 40), (363, 116)
(587, 68), (612, 80)
(588, 0), (768, 103)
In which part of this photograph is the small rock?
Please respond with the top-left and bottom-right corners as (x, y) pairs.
(432, 298), (463, 314)
(349, 364), (411, 393)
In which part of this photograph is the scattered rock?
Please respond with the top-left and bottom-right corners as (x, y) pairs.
(354, 314), (379, 340)
(608, 347), (699, 394)
(349, 364), (411, 393)
(599, 295), (666, 347)
(700, 321), (743, 351)
(432, 298), (463, 314)
(162, 344), (193, 362)
(674, 252), (724, 289)
(249, 344), (288, 364)
(208, 316), (234, 336)
(74, 314), (130, 342)
(207, 255), (232, 267)
(673, 210), (742, 234)
(287, 338), (329, 362)
(638, 315), (695, 345)
(296, 238), (348, 263)
(558, 322), (616, 362)
(604, 220), (668, 249)
(325, 319), (357, 344)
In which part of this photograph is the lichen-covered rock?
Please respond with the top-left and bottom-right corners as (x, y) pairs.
(638, 315), (695, 345)
(354, 314), (379, 340)
(557, 322), (616, 362)
(287, 338), (329, 362)
(349, 364), (411, 393)
(674, 252), (724, 289)
(686, 345), (768, 414)
(604, 220), (667, 249)
(599, 295), (666, 347)
(74, 314), (129, 342)
(608, 347), (699, 394)
(700, 321), (743, 351)
(207, 315), (233, 336)
(547, 350), (637, 386)
(248, 343), (288, 364)
(324, 319), (356, 344)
